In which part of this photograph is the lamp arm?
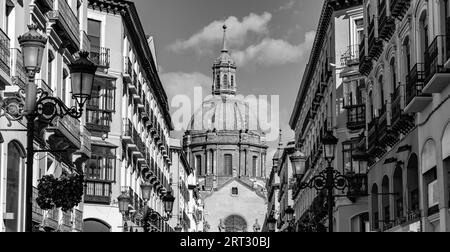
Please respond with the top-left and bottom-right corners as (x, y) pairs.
(33, 88), (83, 123)
(298, 168), (351, 192)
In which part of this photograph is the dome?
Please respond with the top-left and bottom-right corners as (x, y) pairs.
(214, 51), (235, 66)
(187, 95), (261, 132)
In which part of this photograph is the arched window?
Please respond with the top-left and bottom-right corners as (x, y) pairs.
(196, 156), (202, 176)
(407, 154), (420, 214)
(83, 219), (111, 232)
(231, 75), (234, 87)
(223, 74), (228, 88)
(403, 37), (411, 78)
(5, 141), (25, 232)
(369, 90), (375, 120)
(216, 74), (220, 89)
(378, 75), (385, 111)
(390, 58), (397, 92)
(382, 176), (391, 225)
(419, 11), (429, 62)
(393, 166), (404, 219)
(371, 184), (379, 230)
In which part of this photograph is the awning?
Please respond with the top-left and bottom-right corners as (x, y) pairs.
(91, 140), (118, 149)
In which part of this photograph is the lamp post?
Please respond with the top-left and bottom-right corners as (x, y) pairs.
(140, 182), (175, 232)
(0, 25), (97, 232)
(285, 206), (295, 232)
(267, 215), (277, 233)
(290, 131), (353, 233)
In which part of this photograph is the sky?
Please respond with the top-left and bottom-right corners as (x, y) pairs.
(133, 0), (324, 160)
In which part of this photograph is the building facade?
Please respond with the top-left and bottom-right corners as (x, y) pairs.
(183, 25), (268, 233)
(358, 0), (450, 232)
(82, 0), (174, 232)
(289, 0), (369, 232)
(0, 0), (91, 232)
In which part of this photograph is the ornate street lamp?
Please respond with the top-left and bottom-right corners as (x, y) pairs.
(0, 25), (97, 232)
(162, 191), (175, 217)
(118, 192), (131, 215)
(141, 182), (153, 202)
(267, 216), (277, 232)
(285, 206), (295, 222)
(290, 150), (307, 178)
(69, 51), (97, 109)
(321, 130), (338, 164)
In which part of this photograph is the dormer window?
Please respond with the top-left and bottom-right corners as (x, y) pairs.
(232, 187), (239, 196)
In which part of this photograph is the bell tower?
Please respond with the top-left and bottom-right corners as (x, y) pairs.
(212, 24), (237, 96)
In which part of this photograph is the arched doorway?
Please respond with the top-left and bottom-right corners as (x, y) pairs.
(393, 166), (404, 219)
(224, 215), (247, 232)
(371, 184), (379, 230)
(83, 219), (111, 232)
(5, 141), (26, 232)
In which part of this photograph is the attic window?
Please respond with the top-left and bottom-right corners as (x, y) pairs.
(232, 187), (239, 196)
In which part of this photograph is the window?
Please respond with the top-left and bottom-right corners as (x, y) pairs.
(223, 74), (228, 87)
(62, 69), (69, 105)
(216, 74), (220, 89)
(88, 19), (101, 49)
(87, 146), (117, 182)
(252, 156), (257, 177)
(231, 75), (234, 87)
(378, 75), (385, 110)
(86, 78), (116, 132)
(224, 154), (233, 176)
(232, 187), (239, 196)
(196, 156), (202, 176)
(390, 58), (397, 90)
(5, 141), (24, 232)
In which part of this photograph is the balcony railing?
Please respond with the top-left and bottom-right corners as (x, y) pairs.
(405, 63), (431, 113)
(48, 0), (80, 53)
(47, 114), (81, 149)
(390, 0), (410, 20)
(341, 45), (359, 66)
(391, 85), (416, 135)
(84, 179), (112, 205)
(367, 117), (379, 155)
(10, 49), (27, 88)
(0, 29), (10, 77)
(62, 211), (72, 228)
(346, 104), (366, 130)
(423, 35), (450, 93)
(32, 187), (44, 223)
(359, 35), (373, 76)
(368, 17), (383, 60)
(90, 46), (110, 69)
(378, 0), (395, 41)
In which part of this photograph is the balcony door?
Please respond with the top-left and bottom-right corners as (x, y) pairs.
(5, 141), (25, 232)
(88, 19), (102, 65)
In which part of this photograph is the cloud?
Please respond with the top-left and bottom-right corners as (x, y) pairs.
(231, 30), (316, 67)
(278, 0), (296, 11)
(168, 12), (272, 54)
(161, 72), (212, 101)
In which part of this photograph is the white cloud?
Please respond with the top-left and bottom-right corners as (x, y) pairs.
(168, 12), (272, 54)
(278, 0), (296, 11)
(231, 30), (316, 67)
(161, 72), (212, 101)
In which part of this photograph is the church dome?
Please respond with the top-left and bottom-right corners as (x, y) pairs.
(187, 95), (261, 132)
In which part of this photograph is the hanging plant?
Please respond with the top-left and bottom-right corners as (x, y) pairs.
(36, 174), (85, 212)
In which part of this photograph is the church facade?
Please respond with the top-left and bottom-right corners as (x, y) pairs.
(183, 25), (268, 232)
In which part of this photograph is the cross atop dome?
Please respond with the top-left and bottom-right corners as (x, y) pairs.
(212, 24), (237, 96)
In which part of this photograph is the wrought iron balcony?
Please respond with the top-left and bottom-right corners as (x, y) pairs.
(359, 36), (373, 76)
(378, 0), (395, 41)
(0, 29), (10, 80)
(391, 85), (415, 135)
(61, 211), (72, 231)
(345, 104), (366, 131)
(123, 57), (134, 85)
(10, 49), (27, 88)
(367, 117), (381, 157)
(90, 46), (110, 69)
(423, 35), (450, 93)
(122, 118), (139, 152)
(341, 44), (359, 66)
(84, 179), (112, 205)
(405, 63), (431, 113)
(368, 17), (383, 60)
(378, 106), (398, 148)
(390, 0), (410, 20)
(32, 187), (44, 224)
(44, 208), (59, 230)
(48, 0), (80, 54)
